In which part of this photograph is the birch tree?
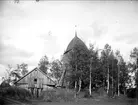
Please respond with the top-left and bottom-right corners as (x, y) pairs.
(67, 45), (89, 97)
(101, 44), (112, 94)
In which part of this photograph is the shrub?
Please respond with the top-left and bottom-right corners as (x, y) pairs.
(40, 88), (75, 102)
(0, 86), (32, 101)
(83, 87), (107, 99)
(83, 89), (92, 98)
(0, 81), (11, 88)
(126, 88), (136, 98)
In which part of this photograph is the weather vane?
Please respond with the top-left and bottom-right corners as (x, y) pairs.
(75, 25), (77, 37)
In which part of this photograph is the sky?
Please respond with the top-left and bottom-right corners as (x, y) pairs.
(0, 0), (138, 77)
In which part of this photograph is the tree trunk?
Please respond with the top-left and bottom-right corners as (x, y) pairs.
(118, 64), (120, 96)
(112, 59), (114, 97)
(107, 65), (110, 94)
(75, 64), (78, 90)
(112, 76), (114, 97)
(136, 58), (138, 100)
(57, 69), (66, 87)
(75, 81), (77, 90)
(74, 81), (77, 98)
(77, 78), (82, 94)
(124, 86), (126, 95)
(89, 62), (92, 96)
(103, 78), (104, 87)
(74, 64), (78, 98)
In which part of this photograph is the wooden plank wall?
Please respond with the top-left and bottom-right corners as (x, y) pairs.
(17, 69), (55, 89)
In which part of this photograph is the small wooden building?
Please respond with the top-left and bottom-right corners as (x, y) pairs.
(14, 67), (56, 97)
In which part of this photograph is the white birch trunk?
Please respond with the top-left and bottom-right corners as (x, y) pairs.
(74, 64), (78, 98)
(107, 66), (109, 94)
(74, 81), (77, 98)
(112, 76), (114, 97)
(118, 64), (120, 96)
(89, 61), (92, 96)
(77, 78), (82, 94)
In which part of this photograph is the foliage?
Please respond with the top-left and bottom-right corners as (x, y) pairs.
(136, 71), (138, 87)
(100, 44), (112, 82)
(62, 43), (129, 97)
(13, 63), (28, 77)
(0, 80), (11, 88)
(0, 86), (32, 101)
(136, 71), (138, 99)
(5, 63), (28, 84)
(40, 88), (75, 102)
(38, 55), (49, 74)
(67, 44), (89, 89)
(89, 44), (102, 89)
(19, 63), (28, 76)
(5, 65), (20, 84)
(129, 47), (138, 89)
(130, 47), (138, 61)
(83, 87), (107, 98)
(119, 61), (128, 89)
(100, 44), (112, 94)
(50, 59), (63, 82)
(126, 88), (137, 98)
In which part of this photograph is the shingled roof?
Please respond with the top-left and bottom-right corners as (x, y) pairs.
(66, 35), (88, 54)
(58, 33), (89, 87)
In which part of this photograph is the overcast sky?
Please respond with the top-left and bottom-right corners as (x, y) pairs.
(0, 1), (138, 77)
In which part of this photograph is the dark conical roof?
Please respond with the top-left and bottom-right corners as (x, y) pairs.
(59, 35), (88, 87)
(66, 35), (88, 52)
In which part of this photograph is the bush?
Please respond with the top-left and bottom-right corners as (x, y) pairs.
(0, 86), (32, 101)
(83, 87), (107, 99)
(0, 81), (11, 88)
(40, 88), (75, 102)
(126, 88), (136, 98)
(83, 89), (92, 98)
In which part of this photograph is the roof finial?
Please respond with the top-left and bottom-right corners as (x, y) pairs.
(75, 25), (77, 37)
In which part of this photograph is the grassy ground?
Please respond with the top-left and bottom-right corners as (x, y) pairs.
(2, 94), (137, 105)
(30, 98), (137, 105)
(30, 88), (137, 105)
(1, 87), (137, 105)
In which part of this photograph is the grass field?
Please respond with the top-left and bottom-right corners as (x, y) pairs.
(30, 98), (137, 105)
(28, 88), (138, 105)
(1, 94), (137, 105)
(1, 87), (137, 105)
